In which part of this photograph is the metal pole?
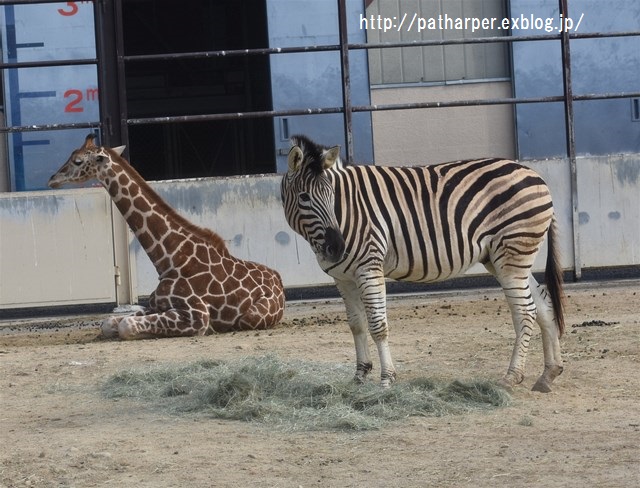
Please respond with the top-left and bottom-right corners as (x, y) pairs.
(113, 0), (129, 149)
(337, 0), (354, 162)
(93, 0), (110, 141)
(559, 0), (581, 280)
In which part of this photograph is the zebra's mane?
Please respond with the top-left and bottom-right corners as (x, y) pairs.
(291, 134), (346, 175)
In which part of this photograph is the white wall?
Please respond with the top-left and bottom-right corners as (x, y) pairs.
(0, 155), (638, 310)
(576, 155), (640, 267)
(131, 176), (331, 298)
(0, 188), (116, 308)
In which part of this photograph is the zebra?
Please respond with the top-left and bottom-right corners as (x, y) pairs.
(281, 134), (566, 393)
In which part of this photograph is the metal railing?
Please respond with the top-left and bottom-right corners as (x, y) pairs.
(2, 0), (639, 150)
(1, 0), (639, 278)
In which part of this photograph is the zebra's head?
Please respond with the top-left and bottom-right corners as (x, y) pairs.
(281, 135), (346, 263)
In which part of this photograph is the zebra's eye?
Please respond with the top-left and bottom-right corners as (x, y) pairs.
(299, 193), (311, 203)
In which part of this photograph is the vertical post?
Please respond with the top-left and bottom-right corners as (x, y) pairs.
(337, 0), (354, 162)
(94, 0), (135, 305)
(559, 0), (581, 280)
(114, 0), (130, 149)
(4, 5), (25, 190)
(93, 0), (127, 147)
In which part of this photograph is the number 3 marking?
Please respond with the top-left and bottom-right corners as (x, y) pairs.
(58, 2), (78, 16)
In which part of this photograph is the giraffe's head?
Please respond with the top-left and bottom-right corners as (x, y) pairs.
(48, 134), (126, 188)
(280, 134), (346, 263)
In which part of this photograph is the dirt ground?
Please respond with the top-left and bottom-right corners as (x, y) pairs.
(1, 280), (638, 488)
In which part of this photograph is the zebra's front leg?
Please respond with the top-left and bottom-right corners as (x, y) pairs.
(359, 274), (396, 387)
(336, 279), (372, 383)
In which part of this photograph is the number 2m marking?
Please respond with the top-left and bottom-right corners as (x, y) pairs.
(63, 89), (83, 112)
(64, 88), (98, 113)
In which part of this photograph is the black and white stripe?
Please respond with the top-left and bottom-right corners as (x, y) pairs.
(281, 135), (565, 392)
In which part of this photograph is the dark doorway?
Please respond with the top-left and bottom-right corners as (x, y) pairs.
(121, 0), (274, 180)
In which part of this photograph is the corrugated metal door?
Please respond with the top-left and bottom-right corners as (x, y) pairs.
(267, 0), (374, 170)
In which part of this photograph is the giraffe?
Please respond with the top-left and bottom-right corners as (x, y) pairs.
(48, 134), (285, 339)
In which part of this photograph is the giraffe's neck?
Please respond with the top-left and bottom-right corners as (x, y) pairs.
(99, 156), (227, 275)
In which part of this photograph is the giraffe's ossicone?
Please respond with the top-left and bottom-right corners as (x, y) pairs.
(48, 134), (285, 339)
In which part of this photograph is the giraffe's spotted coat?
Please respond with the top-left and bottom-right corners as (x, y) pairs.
(49, 135), (285, 340)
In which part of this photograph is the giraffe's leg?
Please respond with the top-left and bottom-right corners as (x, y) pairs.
(117, 301), (209, 340)
(101, 316), (120, 338)
(234, 287), (285, 331)
(101, 304), (148, 338)
(484, 261), (537, 389)
(529, 275), (564, 392)
(234, 304), (269, 331)
(335, 279), (373, 383)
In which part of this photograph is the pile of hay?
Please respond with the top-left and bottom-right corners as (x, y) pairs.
(101, 355), (510, 431)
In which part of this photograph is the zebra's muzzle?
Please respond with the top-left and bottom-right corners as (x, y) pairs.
(321, 227), (346, 262)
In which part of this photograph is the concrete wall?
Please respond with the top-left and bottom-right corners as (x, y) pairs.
(576, 155), (639, 267)
(0, 174), (331, 309)
(0, 188), (116, 308)
(370, 82), (516, 164)
(0, 155), (638, 309)
(131, 176), (331, 298)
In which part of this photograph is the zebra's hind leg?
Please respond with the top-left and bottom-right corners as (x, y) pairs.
(335, 279), (373, 383)
(485, 262), (537, 389)
(501, 279), (538, 389)
(529, 275), (564, 392)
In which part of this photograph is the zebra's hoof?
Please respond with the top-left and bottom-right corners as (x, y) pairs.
(353, 373), (367, 384)
(531, 379), (552, 393)
(500, 369), (524, 390)
(531, 365), (563, 392)
(380, 371), (397, 388)
(353, 362), (373, 384)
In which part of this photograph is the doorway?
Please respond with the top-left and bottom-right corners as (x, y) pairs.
(121, 0), (275, 180)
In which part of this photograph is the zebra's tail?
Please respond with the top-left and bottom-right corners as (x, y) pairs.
(545, 216), (566, 337)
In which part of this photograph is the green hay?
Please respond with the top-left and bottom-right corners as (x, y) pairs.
(101, 355), (510, 431)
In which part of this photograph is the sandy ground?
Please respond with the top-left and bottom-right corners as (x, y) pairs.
(1, 280), (638, 488)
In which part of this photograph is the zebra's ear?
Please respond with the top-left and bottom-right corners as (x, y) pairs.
(322, 146), (341, 170)
(288, 146), (304, 172)
(112, 145), (126, 157)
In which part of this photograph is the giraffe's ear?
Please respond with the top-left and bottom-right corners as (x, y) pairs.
(288, 146), (303, 172)
(112, 145), (126, 156)
(321, 145), (341, 170)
